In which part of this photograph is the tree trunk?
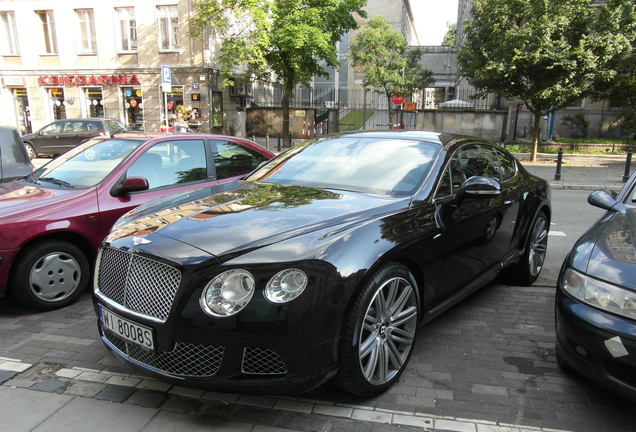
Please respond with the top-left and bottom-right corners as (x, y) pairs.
(386, 91), (394, 128)
(281, 81), (293, 147)
(530, 112), (542, 162)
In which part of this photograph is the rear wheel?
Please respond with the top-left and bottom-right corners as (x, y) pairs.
(512, 210), (548, 285)
(10, 240), (89, 310)
(336, 262), (419, 397)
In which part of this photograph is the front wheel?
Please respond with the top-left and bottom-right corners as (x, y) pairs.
(335, 262), (419, 397)
(24, 143), (36, 159)
(10, 240), (90, 310)
(511, 210), (549, 285)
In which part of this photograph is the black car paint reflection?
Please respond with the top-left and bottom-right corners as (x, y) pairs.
(94, 131), (551, 397)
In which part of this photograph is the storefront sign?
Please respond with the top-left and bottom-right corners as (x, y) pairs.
(38, 75), (141, 87)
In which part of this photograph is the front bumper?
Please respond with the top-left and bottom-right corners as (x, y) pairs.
(555, 289), (636, 402)
(96, 313), (339, 395)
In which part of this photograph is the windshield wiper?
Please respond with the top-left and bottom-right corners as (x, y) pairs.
(39, 177), (74, 188)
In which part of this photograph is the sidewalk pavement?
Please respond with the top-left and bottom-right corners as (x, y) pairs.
(9, 148), (635, 432)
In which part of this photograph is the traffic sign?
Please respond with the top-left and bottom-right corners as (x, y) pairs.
(161, 65), (171, 92)
(391, 93), (405, 105)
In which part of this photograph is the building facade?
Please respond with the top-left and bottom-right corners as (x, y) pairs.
(0, 0), (247, 136)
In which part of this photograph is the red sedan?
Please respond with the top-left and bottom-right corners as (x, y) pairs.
(0, 133), (274, 310)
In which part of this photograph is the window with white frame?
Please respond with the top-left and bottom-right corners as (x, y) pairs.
(115, 7), (137, 52)
(76, 9), (97, 53)
(157, 5), (179, 51)
(1, 11), (19, 55)
(36, 10), (57, 54)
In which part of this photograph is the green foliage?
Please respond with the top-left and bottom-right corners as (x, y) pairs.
(441, 23), (456, 47)
(560, 114), (590, 138)
(457, 0), (630, 160)
(189, 0), (367, 144)
(339, 110), (375, 130)
(591, 1), (636, 138)
(347, 16), (435, 125)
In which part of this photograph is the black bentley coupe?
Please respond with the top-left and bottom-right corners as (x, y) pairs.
(93, 130), (551, 397)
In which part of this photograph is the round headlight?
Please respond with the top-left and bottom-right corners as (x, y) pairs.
(265, 269), (308, 303)
(200, 269), (255, 317)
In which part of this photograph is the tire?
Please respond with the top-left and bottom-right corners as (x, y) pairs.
(10, 240), (90, 311)
(511, 210), (549, 286)
(24, 143), (36, 159)
(335, 262), (419, 397)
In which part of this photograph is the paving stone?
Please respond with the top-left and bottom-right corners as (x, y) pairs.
(125, 389), (168, 408)
(0, 370), (18, 384)
(3, 378), (35, 388)
(94, 385), (136, 402)
(64, 381), (105, 397)
(30, 379), (67, 393)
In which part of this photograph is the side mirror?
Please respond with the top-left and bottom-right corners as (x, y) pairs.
(457, 176), (501, 202)
(110, 176), (149, 197)
(588, 189), (628, 214)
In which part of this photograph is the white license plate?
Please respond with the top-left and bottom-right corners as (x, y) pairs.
(99, 306), (155, 350)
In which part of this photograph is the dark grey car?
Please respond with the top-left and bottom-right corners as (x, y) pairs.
(21, 118), (126, 159)
(0, 126), (33, 182)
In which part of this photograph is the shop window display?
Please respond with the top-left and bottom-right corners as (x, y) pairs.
(123, 87), (144, 131)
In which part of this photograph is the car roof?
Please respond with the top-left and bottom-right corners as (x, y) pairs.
(331, 130), (492, 151)
(109, 132), (255, 141)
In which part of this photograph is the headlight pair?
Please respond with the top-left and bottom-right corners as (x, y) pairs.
(561, 267), (636, 320)
(200, 268), (308, 317)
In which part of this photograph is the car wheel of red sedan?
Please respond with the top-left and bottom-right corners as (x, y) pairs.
(336, 262), (419, 397)
(11, 240), (90, 310)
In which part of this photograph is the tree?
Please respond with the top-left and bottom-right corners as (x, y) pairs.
(441, 22), (456, 47)
(348, 16), (435, 127)
(457, 0), (629, 161)
(591, 1), (636, 138)
(190, 0), (367, 146)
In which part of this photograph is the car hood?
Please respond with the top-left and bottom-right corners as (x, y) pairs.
(106, 182), (409, 260)
(571, 207), (636, 291)
(0, 180), (87, 216)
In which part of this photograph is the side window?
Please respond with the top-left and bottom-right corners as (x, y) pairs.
(85, 121), (102, 131)
(455, 145), (501, 181)
(42, 122), (63, 134)
(435, 165), (452, 199)
(496, 149), (517, 181)
(127, 140), (207, 189)
(213, 141), (267, 180)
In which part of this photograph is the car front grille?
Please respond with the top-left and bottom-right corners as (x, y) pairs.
(242, 347), (288, 375)
(96, 247), (181, 321)
(103, 329), (224, 377)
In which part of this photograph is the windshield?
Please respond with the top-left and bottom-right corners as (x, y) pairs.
(27, 138), (143, 188)
(245, 136), (439, 195)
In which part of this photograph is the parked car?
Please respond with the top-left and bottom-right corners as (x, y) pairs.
(21, 118), (127, 159)
(0, 126), (33, 182)
(0, 133), (274, 311)
(93, 130), (551, 397)
(556, 170), (636, 401)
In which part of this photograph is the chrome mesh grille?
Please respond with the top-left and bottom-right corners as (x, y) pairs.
(103, 329), (224, 377)
(97, 247), (181, 321)
(241, 347), (288, 375)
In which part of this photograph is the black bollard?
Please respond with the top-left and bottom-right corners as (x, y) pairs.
(277, 133), (281, 152)
(623, 148), (633, 182)
(555, 148), (563, 181)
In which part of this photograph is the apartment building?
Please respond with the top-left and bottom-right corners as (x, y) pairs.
(0, 0), (250, 136)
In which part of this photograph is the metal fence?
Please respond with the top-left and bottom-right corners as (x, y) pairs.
(251, 82), (503, 131)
